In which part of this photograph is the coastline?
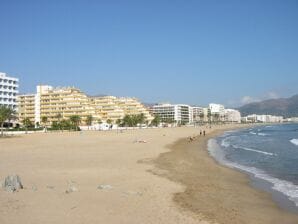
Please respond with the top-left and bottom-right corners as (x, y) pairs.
(153, 124), (298, 224)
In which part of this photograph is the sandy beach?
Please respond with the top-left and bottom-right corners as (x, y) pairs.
(0, 125), (298, 224)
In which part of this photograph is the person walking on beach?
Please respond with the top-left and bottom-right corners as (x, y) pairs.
(200, 130), (202, 136)
(203, 130), (206, 136)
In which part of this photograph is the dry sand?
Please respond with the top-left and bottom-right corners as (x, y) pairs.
(0, 127), (207, 224)
(0, 125), (297, 224)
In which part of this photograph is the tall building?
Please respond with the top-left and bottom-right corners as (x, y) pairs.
(90, 96), (153, 123)
(116, 97), (153, 122)
(91, 96), (124, 123)
(151, 103), (193, 124)
(17, 94), (36, 124)
(0, 72), (19, 109)
(224, 109), (241, 123)
(209, 103), (225, 121)
(18, 85), (152, 126)
(192, 106), (204, 123)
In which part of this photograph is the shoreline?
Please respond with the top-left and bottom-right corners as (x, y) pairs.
(153, 124), (298, 224)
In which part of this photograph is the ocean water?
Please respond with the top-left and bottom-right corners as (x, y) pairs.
(208, 123), (298, 211)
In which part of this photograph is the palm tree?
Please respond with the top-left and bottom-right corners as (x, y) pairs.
(41, 116), (48, 132)
(0, 105), (15, 137)
(86, 115), (93, 130)
(69, 115), (81, 131)
(137, 113), (146, 127)
(199, 113), (204, 125)
(151, 115), (160, 127)
(55, 113), (62, 131)
(214, 113), (220, 124)
(22, 118), (32, 134)
(116, 118), (122, 126)
(207, 110), (212, 124)
(60, 119), (71, 131)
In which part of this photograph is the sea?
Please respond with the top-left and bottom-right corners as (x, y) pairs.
(208, 123), (298, 213)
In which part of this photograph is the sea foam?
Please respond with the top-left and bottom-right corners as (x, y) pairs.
(290, 139), (298, 146)
(208, 139), (298, 206)
(232, 145), (276, 156)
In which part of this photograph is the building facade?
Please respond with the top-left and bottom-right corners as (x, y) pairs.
(151, 103), (193, 124)
(17, 94), (36, 124)
(18, 85), (153, 126)
(209, 103), (225, 121)
(224, 109), (241, 123)
(192, 106), (204, 123)
(242, 114), (283, 123)
(0, 72), (19, 109)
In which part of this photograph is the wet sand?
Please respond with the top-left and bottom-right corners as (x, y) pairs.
(153, 126), (298, 224)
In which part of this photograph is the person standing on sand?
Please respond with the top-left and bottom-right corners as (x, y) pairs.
(203, 130), (206, 136)
(200, 130), (202, 136)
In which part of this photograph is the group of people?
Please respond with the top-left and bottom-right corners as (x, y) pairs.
(189, 130), (206, 142)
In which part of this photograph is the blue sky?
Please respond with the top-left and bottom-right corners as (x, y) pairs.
(0, 0), (297, 107)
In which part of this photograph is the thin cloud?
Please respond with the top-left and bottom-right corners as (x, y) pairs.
(240, 96), (258, 104)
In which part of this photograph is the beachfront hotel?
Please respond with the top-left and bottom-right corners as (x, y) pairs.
(192, 106), (204, 123)
(242, 114), (283, 123)
(209, 103), (225, 119)
(150, 103), (193, 124)
(224, 109), (241, 123)
(0, 72), (19, 109)
(90, 96), (153, 123)
(17, 85), (153, 126)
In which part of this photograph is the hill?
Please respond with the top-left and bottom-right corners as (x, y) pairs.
(238, 94), (298, 118)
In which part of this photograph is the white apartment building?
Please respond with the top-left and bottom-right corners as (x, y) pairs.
(0, 72), (19, 109)
(209, 103), (225, 121)
(242, 114), (283, 123)
(151, 103), (193, 124)
(224, 109), (241, 123)
(192, 106), (204, 122)
(209, 103), (225, 115)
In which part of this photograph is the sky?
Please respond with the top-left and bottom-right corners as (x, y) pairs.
(0, 0), (297, 107)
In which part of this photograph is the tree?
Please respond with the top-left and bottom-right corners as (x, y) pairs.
(69, 115), (81, 131)
(107, 119), (112, 124)
(122, 115), (135, 127)
(22, 118), (33, 134)
(60, 119), (71, 131)
(86, 115), (93, 130)
(0, 105), (15, 137)
(151, 115), (160, 127)
(213, 113), (220, 124)
(97, 119), (102, 124)
(207, 110), (212, 124)
(136, 113), (146, 126)
(199, 113), (204, 124)
(55, 113), (62, 131)
(41, 116), (48, 132)
(116, 118), (122, 126)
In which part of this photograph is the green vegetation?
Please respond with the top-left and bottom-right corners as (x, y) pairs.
(118, 113), (148, 127)
(86, 115), (93, 129)
(69, 115), (81, 131)
(50, 118), (80, 131)
(151, 115), (161, 127)
(22, 118), (33, 134)
(0, 105), (16, 137)
(41, 116), (48, 131)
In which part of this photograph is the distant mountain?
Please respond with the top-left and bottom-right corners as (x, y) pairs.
(237, 94), (298, 118)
